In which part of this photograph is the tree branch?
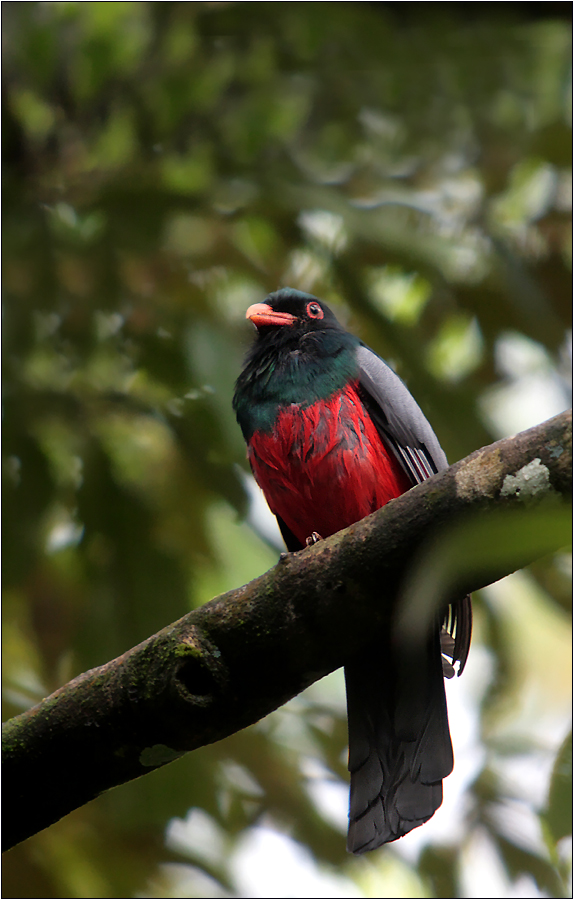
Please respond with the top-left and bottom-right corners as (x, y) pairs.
(2, 410), (571, 851)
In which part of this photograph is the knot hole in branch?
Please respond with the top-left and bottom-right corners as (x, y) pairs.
(172, 631), (228, 705)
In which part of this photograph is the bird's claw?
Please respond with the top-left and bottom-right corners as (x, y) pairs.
(305, 531), (323, 546)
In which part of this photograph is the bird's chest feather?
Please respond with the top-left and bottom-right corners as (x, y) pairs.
(248, 382), (412, 545)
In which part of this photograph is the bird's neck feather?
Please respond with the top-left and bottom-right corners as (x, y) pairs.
(234, 328), (359, 439)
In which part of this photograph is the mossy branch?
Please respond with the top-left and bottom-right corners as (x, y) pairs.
(2, 410), (572, 851)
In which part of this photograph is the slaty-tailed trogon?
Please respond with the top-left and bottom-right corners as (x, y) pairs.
(233, 287), (472, 853)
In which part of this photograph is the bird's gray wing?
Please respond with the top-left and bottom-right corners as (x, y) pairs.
(356, 344), (448, 482)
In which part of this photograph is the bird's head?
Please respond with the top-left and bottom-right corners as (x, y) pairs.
(245, 288), (343, 338)
(234, 288), (359, 434)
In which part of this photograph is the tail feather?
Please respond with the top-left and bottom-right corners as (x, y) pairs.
(345, 625), (453, 854)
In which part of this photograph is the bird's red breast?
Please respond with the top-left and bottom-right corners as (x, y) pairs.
(247, 382), (413, 546)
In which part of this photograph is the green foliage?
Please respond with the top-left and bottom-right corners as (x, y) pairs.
(2, 3), (571, 897)
(544, 731), (573, 844)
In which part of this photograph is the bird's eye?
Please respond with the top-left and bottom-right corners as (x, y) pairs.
(306, 302), (324, 319)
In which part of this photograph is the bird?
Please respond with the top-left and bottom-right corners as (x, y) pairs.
(233, 287), (472, 854)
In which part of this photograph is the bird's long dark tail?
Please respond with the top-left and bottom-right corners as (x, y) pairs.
(345, 623), (453, 853)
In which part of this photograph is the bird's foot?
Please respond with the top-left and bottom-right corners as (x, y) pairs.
(305, 531), (323, 546)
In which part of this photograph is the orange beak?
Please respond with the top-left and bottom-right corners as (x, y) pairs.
(245, 303), (297, 328)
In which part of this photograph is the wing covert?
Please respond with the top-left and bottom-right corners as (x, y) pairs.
(356, 344), (448, 483)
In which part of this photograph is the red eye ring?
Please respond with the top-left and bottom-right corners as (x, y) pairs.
(306, 302), (324, 319)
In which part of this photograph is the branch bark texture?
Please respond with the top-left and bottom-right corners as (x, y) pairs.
(2, 410), (572, 850)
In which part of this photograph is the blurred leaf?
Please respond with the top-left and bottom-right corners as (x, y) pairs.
(493, 832), (566, 898)
(398, 504), (572, 642)
(419, 845), (459, 898)
(543, 730), (573, 845)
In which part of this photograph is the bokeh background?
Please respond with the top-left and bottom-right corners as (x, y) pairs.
(2, 3), (572, 897)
